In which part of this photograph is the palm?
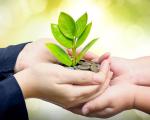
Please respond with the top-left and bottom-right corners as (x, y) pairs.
(110, 57), (134, 77)
(69, 83), (135, 118)
(68, 55), (136, 117)
(83, 83), (135, 118)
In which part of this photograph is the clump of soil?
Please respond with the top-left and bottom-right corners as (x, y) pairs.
(60, 60), (100, 73)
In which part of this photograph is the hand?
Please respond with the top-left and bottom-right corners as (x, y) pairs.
(81, 83), (136, 118)
(14, 59), (111, 109)
(69, 73), (137, 118)
(14, 38), (58, 73)
(110, 57), (150, 86)
(69, 74), (138, 118)
(79, 52), (150, 86)
(69, 57), (150, 117)
(69, 53), (150, 118)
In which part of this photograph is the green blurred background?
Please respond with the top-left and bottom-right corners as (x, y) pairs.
(0, 0), (150, 120)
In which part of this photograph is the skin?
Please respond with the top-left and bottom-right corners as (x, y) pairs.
(69, 53), (150, 118)
(14, 39), (112, 109)
(14, 38), (58, 73)
(15, 38), (100, 72)
(15, 38), (150, 116)
(134, 86), (150, 113)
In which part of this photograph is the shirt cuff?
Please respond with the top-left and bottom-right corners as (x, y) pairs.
(0, 43), (28, 75)
(0, 75), (28, 120)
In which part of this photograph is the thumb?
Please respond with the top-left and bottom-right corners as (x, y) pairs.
(97, 52), (110, 63)
(63, 59), (110, 85)
(82, 92), (110, 115)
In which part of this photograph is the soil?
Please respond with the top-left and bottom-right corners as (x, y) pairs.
(60, 60), (100, 73)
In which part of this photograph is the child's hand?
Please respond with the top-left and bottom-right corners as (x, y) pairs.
(83, 56), (150, 116)
(69, 73), (137, 118)
(81, 83), (136, 118)
(69, 53), (150, 118)
(110, 57), (150, 86)
(86, 53), (150, 86)
(68, 50), (150, 86)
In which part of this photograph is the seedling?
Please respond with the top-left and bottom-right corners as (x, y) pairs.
(46, 12), (98, 67)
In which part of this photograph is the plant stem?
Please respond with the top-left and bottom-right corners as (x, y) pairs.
(72, 37), (76, 66)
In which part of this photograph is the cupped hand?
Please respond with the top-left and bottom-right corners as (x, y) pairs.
(110, 57), (150, 86)
(81, 83), (136, 118)
(69, 76), (137, 118)
(79, 52), (150, 86)
(14, 59), (111, 109)
(79, 58), (150, 117)
(68, 52), (150, 118)
(14, 38), (58, 73)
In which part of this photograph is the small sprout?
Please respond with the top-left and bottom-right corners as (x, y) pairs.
(46, 12), (98, 67)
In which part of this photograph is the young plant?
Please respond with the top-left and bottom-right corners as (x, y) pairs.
(46, 12), (98, 67)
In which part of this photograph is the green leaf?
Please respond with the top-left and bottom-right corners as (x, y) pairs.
(46, 43), (72, 66)
(75, 12), (88, 38)
(58, 12), (75, 39)
(76, 38), (98, 64)
(76, 22), (92, 48)
(51, 24), (73, 48)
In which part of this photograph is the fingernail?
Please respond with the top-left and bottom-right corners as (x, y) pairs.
(82, 108), (89, 115)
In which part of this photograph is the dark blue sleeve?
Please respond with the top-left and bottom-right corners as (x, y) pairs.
(0, 75), (28, 120)
(0, 43), (27, 79)
(0, 43), (29, 120)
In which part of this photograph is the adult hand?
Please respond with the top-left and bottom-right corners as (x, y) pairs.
(14, 59), (111, 109)
(14, 38), (58, 73)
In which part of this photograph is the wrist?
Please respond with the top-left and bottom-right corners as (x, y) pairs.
(133, 85), (150, 113)
(130, 85), (139, 110)
(126, 85), (137, 110)
(14, 43), (31, 73)
(132, 57), (150, 85)
(14, 68), (36, 99)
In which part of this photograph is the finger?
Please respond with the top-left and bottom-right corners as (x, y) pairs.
(68, 71), (112, 109)
(70, 108), (83, 115)
(79, 63), (113, 103)
(67, 71), (113, 111)
(95, 71), (113, 96)
(67, 49), (98, 61)
(63, 85), (101, 108)
(89, 108), (116, 118)
(82, 90), (110, 115)
(73, 85), (100, 97)
(98, 59), (110, 80)
(68, 105), (83, 115)
(70, 107), (114, 118)
(82, 97), (109, 115)
(87, 108), (114, 118)
(78, 69), (113, 115)
(81, 71), (113, 104)
(63, 59), (111, 85)
(97, 52), (110, 63)
(63, 70), (105, 85)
